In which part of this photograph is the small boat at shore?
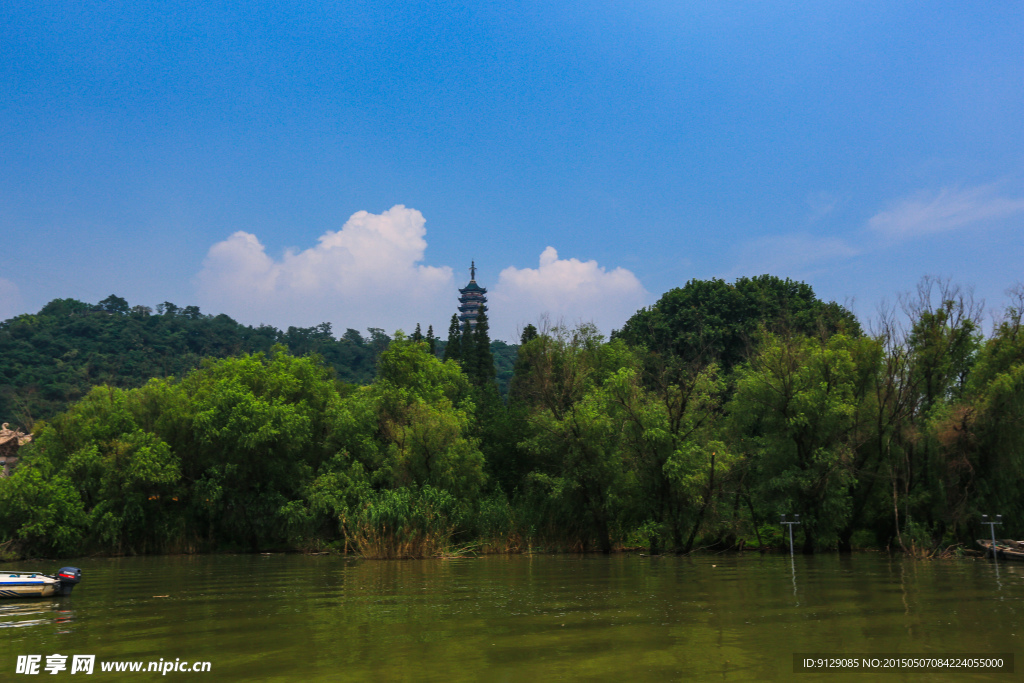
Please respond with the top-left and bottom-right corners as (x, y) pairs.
(0, 568), (81, 598)
(977, 539), (1024, 561)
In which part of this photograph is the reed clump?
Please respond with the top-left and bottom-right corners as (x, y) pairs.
(346, 486), (464, 559)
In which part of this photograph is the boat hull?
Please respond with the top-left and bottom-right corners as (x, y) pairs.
(976, 539), (1024, 561)
(0, 567), (79, 598)
(0, 574), (62, 599)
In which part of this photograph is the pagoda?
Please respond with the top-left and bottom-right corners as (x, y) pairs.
(458, 261), (487, 331)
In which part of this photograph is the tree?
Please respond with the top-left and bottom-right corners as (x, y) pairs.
(444, 314), (461, 362)
(99, 295), (129, 315)
(11, 348), (343, 555)
(522, 376), (631, 553)
(372, 336), (484, 500)
(460, 316), (475, 374)
(612, 361), (730, 553)
(38, 298), (91, 317)
(156, 302), (179, 316)
(426, 325), (436, 356)
(890, 278), (983, 546)
(614, 276), (859, 375)
(730, 333), (870, 552)
(514, 324), (638, 552)
(904, 277), (981, 413)
(926, 285), (1024, 542)
(468, 305), (495, 387)
(0, 467), (87, 557)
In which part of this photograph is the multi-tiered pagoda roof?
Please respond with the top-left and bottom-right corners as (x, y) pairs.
(458, 261), (487, 330)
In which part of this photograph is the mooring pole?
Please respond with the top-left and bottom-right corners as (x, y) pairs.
(982, 514), (1003, 561)
(780, 514), (801, 555)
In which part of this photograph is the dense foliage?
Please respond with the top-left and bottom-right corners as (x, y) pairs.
(3, 277), (1023, 559)
(0, 296), (518, 428)
(613, 275), (860, 373)
(1, 340), (484, 557)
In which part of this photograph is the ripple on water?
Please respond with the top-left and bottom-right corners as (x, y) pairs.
(0, 553), (1019, 681)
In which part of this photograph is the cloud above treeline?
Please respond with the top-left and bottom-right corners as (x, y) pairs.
(729, 234), (861, 280)
(196, 205), (454, 337)
(868, 184), (1024, 240)
(491, 247), (649, 340)
(728, 183), (1024, 281)
(195, 206), (648, 342)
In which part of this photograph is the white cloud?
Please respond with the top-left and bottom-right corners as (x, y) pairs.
(0, 278), (23, 320)
(806, 191), (843, 222)
(729, 234), (860, 279)
(195, 209), (650, 343)
(195, 205), (454, 336)
(868, 185), (1024, 240)
(490, 247), (649, 340)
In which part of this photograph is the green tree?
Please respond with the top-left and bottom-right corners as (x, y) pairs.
(467, 304), (496, 386)
(444, 314), (461, 362)
(885, 278), (983, 547)
(20, 349), (341, 555)
(372, 335), (484, 500)
(515, 324), (638, 552)
(614, 275), (858, 374)
(460, 316), (475, 372)
(730, 333), (870, 552)
(0, 467), (87, 557)
(99, 294), (129, 315)
(926, 286), (1024, 541)
(605, 362), (730, 553)
(426, 324), (436, 356)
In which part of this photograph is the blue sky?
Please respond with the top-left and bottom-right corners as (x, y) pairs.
(2, 1), (1021, 341)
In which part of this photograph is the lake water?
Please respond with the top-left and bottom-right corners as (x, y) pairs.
(0, 552), (1019, 680)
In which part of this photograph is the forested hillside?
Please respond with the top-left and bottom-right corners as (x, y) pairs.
(0, 295), (517, 428)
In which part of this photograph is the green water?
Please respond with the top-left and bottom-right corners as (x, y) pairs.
(0, 553), (1020, 680)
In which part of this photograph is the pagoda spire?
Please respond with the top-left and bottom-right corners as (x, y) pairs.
(470, 260), (476, 281)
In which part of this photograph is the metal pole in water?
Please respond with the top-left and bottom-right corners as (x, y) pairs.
(982, 514), (1003, 561)
(780, 514), (802, 603)
(780, 514), (801, 555)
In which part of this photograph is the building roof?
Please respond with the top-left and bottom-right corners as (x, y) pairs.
(0, 424), (31, 457)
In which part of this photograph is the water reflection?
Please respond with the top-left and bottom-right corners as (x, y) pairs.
(0, 601), (75, 631)
(0, 553), (1020, 681)
(789, 554), (798, 604)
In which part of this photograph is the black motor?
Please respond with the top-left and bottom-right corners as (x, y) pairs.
(56, 567), (81, 596)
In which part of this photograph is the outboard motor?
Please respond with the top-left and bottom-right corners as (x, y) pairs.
(56, 567), (81, 596)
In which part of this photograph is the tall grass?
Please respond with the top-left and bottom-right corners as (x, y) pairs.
(346, 486), (465, 559)
(474, 493), (529, 553)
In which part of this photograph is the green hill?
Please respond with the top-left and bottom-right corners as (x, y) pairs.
(0, 295), (517, 429)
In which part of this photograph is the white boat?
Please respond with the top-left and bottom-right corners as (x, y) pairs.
(0, 568), (81, 598)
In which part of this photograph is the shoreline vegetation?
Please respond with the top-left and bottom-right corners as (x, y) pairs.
(1, 545), (991, 565)
(2, 275), (1023, 562)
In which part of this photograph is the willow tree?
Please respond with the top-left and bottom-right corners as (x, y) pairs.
(928, 287), (1024, 540)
